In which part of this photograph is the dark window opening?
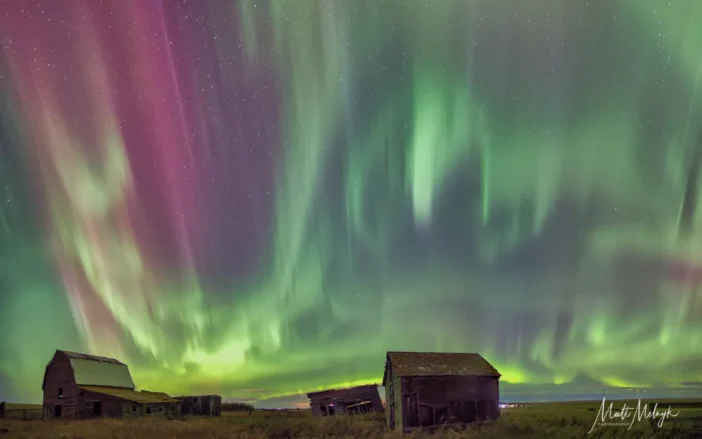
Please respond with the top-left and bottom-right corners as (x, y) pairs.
(54, 404), (62, 418)
(347, 400), (372, 415)
(159, 407), (163, 412)
(79, 390), (84, 397)
(321, 403), (335, 416)
(461, 401), (476, 423)
(132, 405), (137, 412)
(193, 398), (198, 403)
(146, 407), (151, 414)
(58, 388), (63, 399)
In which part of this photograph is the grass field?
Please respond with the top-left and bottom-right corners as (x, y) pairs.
(1, 399), (701, 438)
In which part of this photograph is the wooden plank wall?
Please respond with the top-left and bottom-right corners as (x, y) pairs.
(399, 376), (500, 431)
(2, 409), (43, 420)
(77, 389), (123, 419)
(179, 396), (220, 416)
(42, 353), (77, 419)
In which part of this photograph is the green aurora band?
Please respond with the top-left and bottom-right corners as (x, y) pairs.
(1, 0), (702, 405)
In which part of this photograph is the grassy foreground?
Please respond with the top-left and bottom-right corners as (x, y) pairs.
(1, 400), (701, 438)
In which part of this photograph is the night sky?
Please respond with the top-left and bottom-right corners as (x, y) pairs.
(1, 0), (702, 408)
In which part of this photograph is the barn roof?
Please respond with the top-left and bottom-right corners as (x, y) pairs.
(70, 357), (135, 389)
(59, 350), (126, 365)
(307, 384), (379, 402)
(382, 351), (501, 386)
(138, 390), (174, 400)
(79, 386), (180, 404)
(42, 350), (135, 390)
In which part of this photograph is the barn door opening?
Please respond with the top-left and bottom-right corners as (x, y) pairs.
(419, 405), (435, 427)
(404, 393), (419, 428)
(92, 402), (102, 417)
(448, 401), (462, 423)
(53, 405), (62, 418)
(476, 400), (487, 420)
(462, 400), (476, 423)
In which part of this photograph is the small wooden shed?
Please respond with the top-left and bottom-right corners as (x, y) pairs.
(0, 402), (43, 420)
(382, 351), (501, 432)
(176, 395), (222, 416)
(307, 384), (384, 416)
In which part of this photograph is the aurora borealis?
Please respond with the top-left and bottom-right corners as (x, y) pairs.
(1, 0), (702, 407)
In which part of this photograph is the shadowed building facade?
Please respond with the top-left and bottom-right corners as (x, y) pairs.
(42, 350), (180, 418)
(382, 351), (501, 432)
(307, 384), (384, 416)
(176, 395), (222, 416)
(0, 402), (42, 419)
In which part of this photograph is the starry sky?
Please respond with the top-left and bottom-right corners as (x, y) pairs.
(1, 0), (702, 408)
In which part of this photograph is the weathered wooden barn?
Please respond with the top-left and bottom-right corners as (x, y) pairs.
(176, 395), (222, 416)
(307, 384), (384, 416)
(382, 351), (501, 432)
(0, 402), (43, 419)
(42, 349), (180, 418)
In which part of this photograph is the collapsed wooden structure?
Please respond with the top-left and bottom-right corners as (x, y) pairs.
(307, 384), (384, 416)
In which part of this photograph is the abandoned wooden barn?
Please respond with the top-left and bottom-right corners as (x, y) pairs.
(0, 402), (43, 419)
(176, 395), (222, 416)
(79, 387), (181, 418)
(382, 351), (501, 432)
(307, 384), (384, 416)
(42, 349), (180, 418)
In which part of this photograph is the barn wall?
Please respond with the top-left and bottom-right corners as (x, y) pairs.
(310, 386), (383, 418)
(400, 376), (499, 430)
(43, 353), (78, 419)
(123, 401), (143, 418)
(212, 395), (222, 416)
(383, 388), (389, 423)
(167, 403), (181, 417)
(115, 401), (179, 418)
(393, 377), (402, 428)
(343, 388), (384, 414)
(310, 398), (333, 416)
(310, 397), (339, 416)
(179, 396), (221, 416)
(2, 408), (43, 420)
(385, 374), (402, 427)
(310, 399), (323, 416)
(144, 404), (166, 416)
(76, 390), (123, 419)
(369, 389), (385, 414)
(180, 397), (193, 415)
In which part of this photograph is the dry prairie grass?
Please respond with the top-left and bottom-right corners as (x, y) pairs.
(1, 404), (701, 438)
